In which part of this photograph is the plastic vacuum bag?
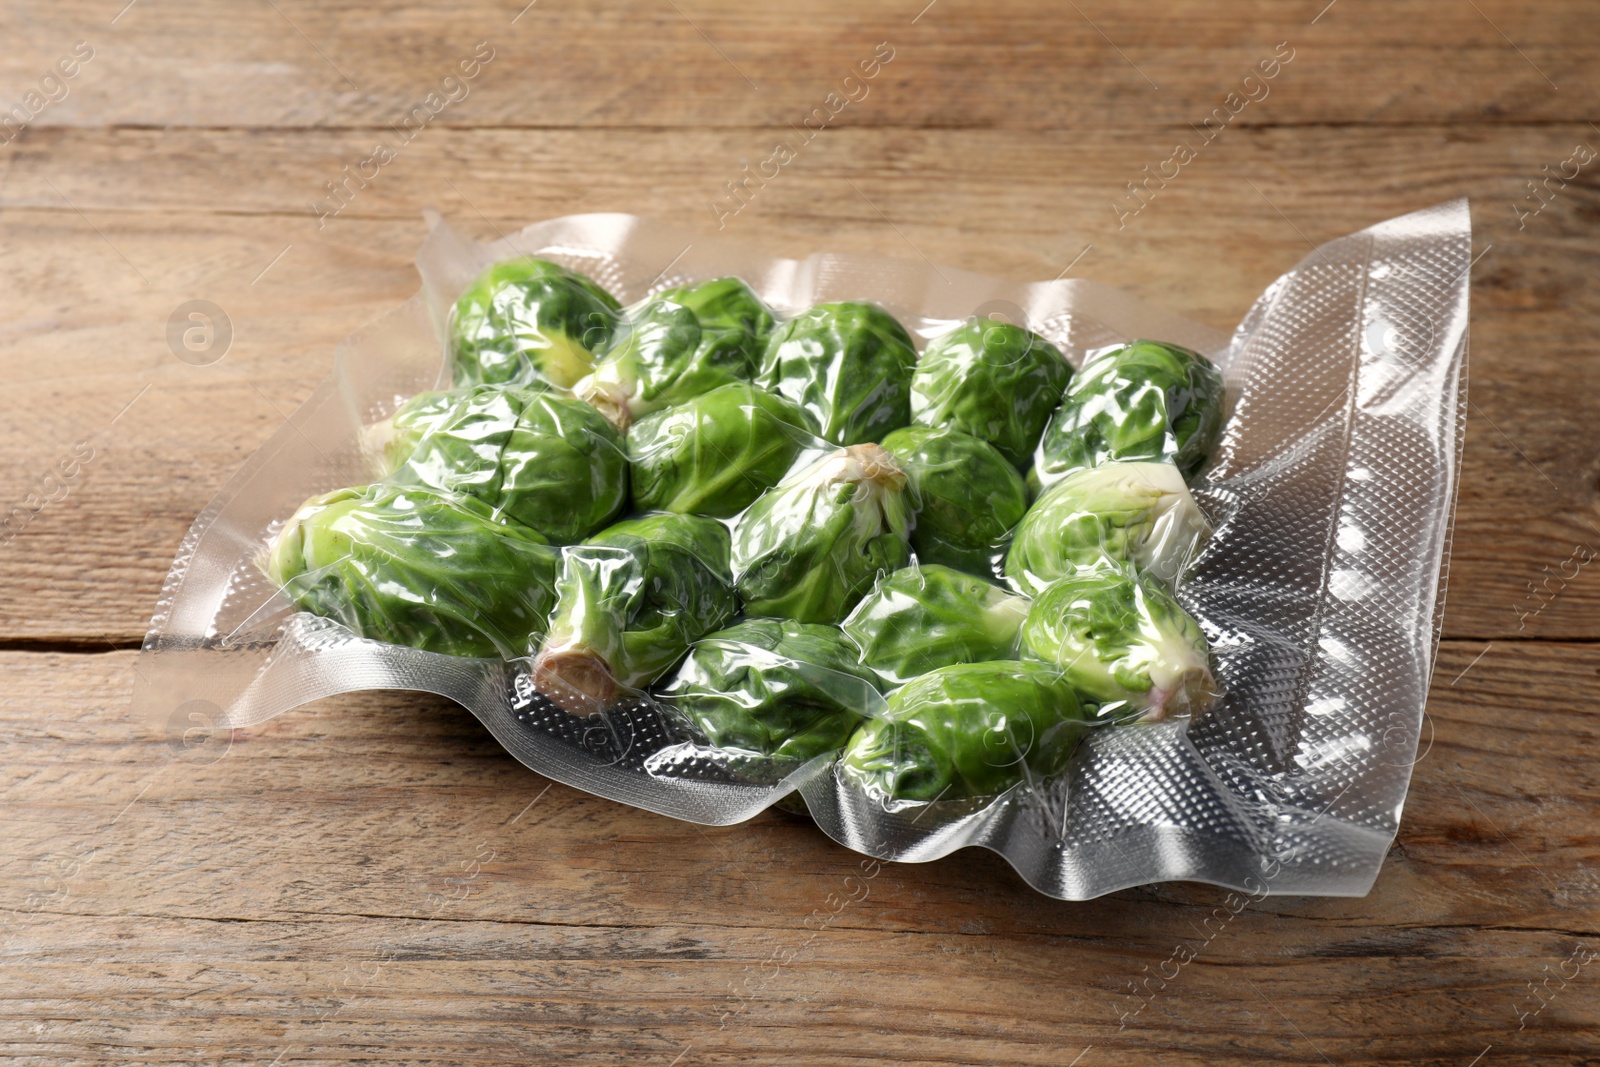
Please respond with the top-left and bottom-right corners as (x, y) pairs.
(133, 202), (1470, 900)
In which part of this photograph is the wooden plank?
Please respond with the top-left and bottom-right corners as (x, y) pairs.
(0, 1), (1592, 132)
(0, 124), (1596, 642)
(2, 640), (1597, 1065)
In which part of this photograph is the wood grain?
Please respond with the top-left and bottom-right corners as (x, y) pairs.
(0, 1), (1594, 130)
(2, 1), (1597, 1063)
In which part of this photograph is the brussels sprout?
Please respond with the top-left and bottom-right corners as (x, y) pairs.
(577, 278), (775, 429)
(842, 564), (1029, 686)
(665, 618), (883, 763)
(1005, 461), (1209, 596)
(451, 257), (622, 389)
(911, 318), (1072, 468)
(364, 389), (461, 476)
(263, 484), (561, 659)
(757, 301), (918, 445)
(880, 425), (1028, 577)
(1034, 339), (1225, 489)
(532, 512), (737, 713)
(627, 383), (815, 519)
(664, 275), (777, 338)
(732, 443), (913, 624)
(839, 661), (1088, 803)
(389, 386), (627, 544)
(1020, 563), (1216, 721)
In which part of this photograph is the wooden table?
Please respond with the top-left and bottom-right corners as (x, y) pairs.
(2, 2), (1596, 1063)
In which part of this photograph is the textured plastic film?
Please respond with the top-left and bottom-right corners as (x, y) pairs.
(133, 203), (1470, 900)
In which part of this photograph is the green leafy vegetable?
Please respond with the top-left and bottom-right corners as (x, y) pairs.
(365, 389), (462, 476)
(1005, 461), (1208, 596)
(664, 275), (776, 338)
(911, 318), (1072, 468)
(1020, 563), (1216, 721)
(665, 618), (883, 763)
(881, 425), (1028, 577)
(627, 382), (815, 519)
(732, 443), (913, 624)
(533, 512), (736, 713)
(839, 661), (1088, 802)
(451, 257), (622, 389)
(389, 386), (627, 544)
(577, 277), (775, 429)
(263, 484), (560, 659)
(842, 564), (1029, 686)
(1034, 339), (1225, 490)
(757, 301), (918, 445)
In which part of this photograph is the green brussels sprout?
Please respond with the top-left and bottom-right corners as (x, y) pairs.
(1005, 461), (1209, 596)
(389, 386), (627, 544)
(733, 444), (914, 624)
(910, 318), (1072, 468)
(1034, 339), (1226, 490)
(532, 512), (737, 713)
(664, 275), (777, 337)
(757, 301), (918, 445)
(880, 425), (1028, 577)
(1020, 563), (1216, 721)
(839, 661), (1089, 803)
(627, 383), (815, 519)
(577, 277), (775, 429)
(451, 257), (623, 389)
(842, 564), (1029, 686)
(364, 389), (462, 476)
(664, 618), (883, 763)
(263, 483), (561, 659)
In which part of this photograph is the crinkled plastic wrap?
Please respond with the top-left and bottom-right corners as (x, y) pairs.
(133, 203), (1470, 900)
